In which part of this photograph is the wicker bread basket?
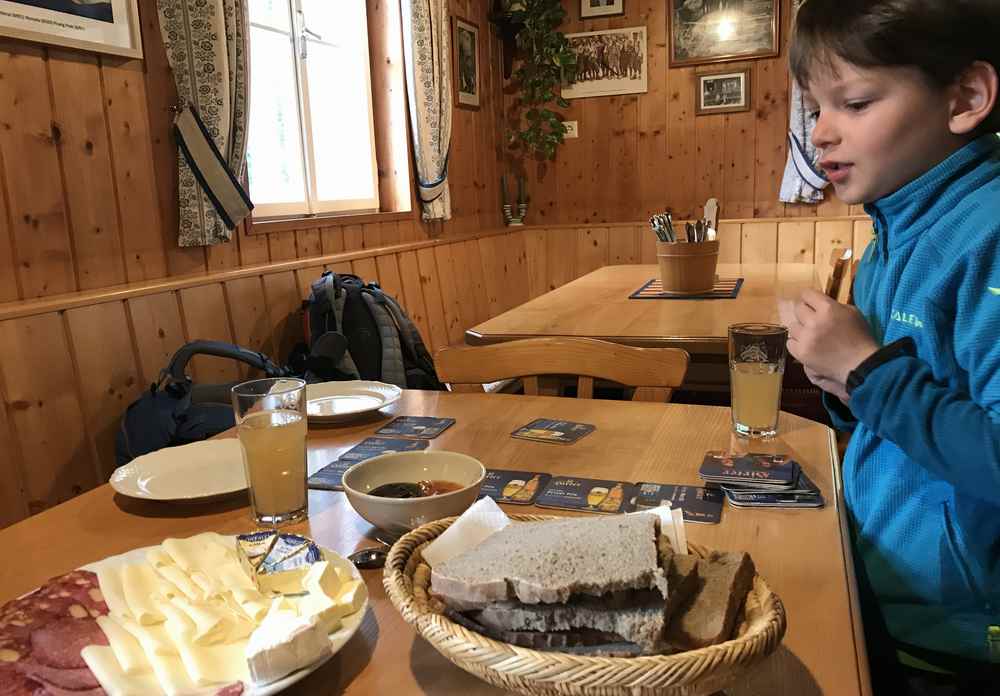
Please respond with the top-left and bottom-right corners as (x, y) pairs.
(383, 514), (787, 696)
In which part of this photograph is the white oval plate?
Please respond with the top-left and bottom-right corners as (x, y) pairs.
(81, 539), (368, 696)
(305, 380), (402, 424)
(110, 439), (247, 503)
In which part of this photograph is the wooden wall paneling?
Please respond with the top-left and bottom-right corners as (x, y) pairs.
(237, 219), (269, 266)
(100, 57), (169, 282)
(352, 256), (379, 284)
(639, 225), (657, 264)
(752, 0), (792, 218)
(65, 302), (143, 479)
(374, 254), (405, 303)
(777, 221), (816, 263)
(225, 276), (275, 375)
(476, 235), (506, 318)
(717, 221), (742, 263)
(721, 64), (757, 219)
(556, 96), (587, 225)
(127, 291), (186, 386)
(853, 219), (875, 262)
(545, 228), (578, 291)
(268, 232), (298, 261)
(178, 284), (240, 384)
(609, 225), (639, 265)
(397, 218), (418, 243)
(48, 50), (128, 290)
(379, 220), (401, 246)
(0, 150), (19, 302)
(294, 265), (327, 300)
(637, 0), (668, 220)
(814, 219), (855, 290)
(817, 192), (851, 218)
(447, 241), (485, 327)
(0, 43), (76, 297)
(205, 238), (240, 271)
(665, 66), (697, 219)
(433, 244), (469, 344)
(0, 369), (29, 527)
(502, 230), (530, 310)
(694, 85), (727, 218)
(295, 228), (321, 258)
(461, 239), (491, 324)
(319, 224), (345, 255)
(362, 222), (381, 249)
(343, 224), (364, 251)
(416, 247), (451, 350)
(612, 96), (640, 222)
(740, 221), (779, 263)
(0, 313), (95, 514)
(261, 271), (304, 366)
(367, 0), (409, 213)
(587, 97), (612, 221)
(397, 250), (433, 347)
(448, 106), (474, 235)
(522, 228), (548, 299)
(327, 260), (353, 275)
(577, 226), (609, 276)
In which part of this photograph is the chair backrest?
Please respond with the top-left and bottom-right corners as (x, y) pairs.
(434, 337), (690, 402)
(847, 258), (860, 306)
(824, 247), (853, 301)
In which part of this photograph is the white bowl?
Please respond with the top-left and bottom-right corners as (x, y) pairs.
(341, 450), (485, 533)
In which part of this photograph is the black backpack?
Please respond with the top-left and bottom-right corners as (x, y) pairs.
(115, 340), (288, 466)
(288, 272), (445, 391)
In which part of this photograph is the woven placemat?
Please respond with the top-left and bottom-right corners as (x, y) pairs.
(629, 277), (744, 300)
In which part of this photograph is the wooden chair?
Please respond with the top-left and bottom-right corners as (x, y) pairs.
(824, 247), (853, 301)
(847, 258), (860, 306)
(434, 337), (690, 403)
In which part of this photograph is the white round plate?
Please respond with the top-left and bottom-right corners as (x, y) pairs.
(82, 539), (369, 696)
(110, 439), (247, 503)
(306, 380), (402, 424)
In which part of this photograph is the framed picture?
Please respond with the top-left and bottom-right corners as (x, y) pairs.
(669, 0), (779, 67)
(0, 0), (142, 59)
(695, 68), (751, 115)
(452, 15), (480, 110)
(581, 0), (624, 19)
(562, 26), (647, 100)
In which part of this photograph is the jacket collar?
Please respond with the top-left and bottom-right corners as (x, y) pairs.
(863, 133), (1000, 251)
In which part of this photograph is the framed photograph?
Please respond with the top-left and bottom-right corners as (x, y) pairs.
(581, 0), (624, 19)
(695, 69), (751, 115)
(562, 26), (647, 100)
(452, 15), (480, 110)
(0, 0), (142, 59)
(669, 0), (779, 67)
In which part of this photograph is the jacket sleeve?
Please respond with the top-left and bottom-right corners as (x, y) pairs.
(822, 391), (858, 432)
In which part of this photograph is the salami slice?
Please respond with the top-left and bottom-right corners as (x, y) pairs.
(29, 619), (108, 670)
(30, 686), (105, 696)
(0, 663), (35, 696)
(214, 683), (245, 696)
(14, 657), (100, 690)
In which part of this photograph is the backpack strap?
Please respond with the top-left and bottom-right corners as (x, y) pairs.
(377, 291), (446, 390)
(361, 290), (407, 388)
(165, 340), (285, 383)
(301, 273), (361, 382)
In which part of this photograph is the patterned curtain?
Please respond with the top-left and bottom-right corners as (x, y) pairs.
(157, 0), (251, 246)
(400, 0), (453, 220)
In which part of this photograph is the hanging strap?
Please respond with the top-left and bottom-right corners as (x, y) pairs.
(174, 104), (254, 230)
(787, 131), (829, 193)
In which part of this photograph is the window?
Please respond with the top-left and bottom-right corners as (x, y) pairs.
(247, 1), (379, 218)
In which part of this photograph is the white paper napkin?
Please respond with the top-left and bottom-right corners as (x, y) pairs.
(422, 497), (511, 567)
(630, 504), (687, 554)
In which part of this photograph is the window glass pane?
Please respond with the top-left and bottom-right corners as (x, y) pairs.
(246, 26), (307, 207)
(248, 0), (290, 32)
(302, 2), (376, 203)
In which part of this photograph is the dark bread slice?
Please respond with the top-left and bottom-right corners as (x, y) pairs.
(664, 554), (700, 623)
(431, 515), (668, 607)
(665, 551), (755, 649)
(474, 589), (666, 653)
(446, 609), (643, 657)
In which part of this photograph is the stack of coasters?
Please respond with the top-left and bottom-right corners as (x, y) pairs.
(633, 483), (723, 524)
(698, 451), (824, 508)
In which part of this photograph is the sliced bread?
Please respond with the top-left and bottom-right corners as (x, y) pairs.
(665, 551), (755, 649)
(430, 515), (668, 607)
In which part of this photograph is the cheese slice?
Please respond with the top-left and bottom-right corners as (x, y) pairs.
(153, 564), (202, 602)
(121, 563), (168, 625)
(174, 640), (250, 686)
(215, 561), (256, 592)
(162, 533), (234, 574)
(96, 616), (148, 675)
(96, 564), (130, 619)
(118, 619), (199, 696)
(231, 587), (270, 622)
(169, 596), (227, 645)
(119, 616), (176, 657)
(81, 645), (164, 696)
(145, 548), (172, 569)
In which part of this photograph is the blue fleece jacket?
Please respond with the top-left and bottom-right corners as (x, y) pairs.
(826, 134), (1000, 662)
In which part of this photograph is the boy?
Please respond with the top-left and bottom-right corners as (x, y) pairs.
(784, 0), (1000, 692)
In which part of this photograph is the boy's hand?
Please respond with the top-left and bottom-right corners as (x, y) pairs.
(785, 289), (879, 388)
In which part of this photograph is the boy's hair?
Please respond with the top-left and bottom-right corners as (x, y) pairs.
(791, 0), (1000, 133)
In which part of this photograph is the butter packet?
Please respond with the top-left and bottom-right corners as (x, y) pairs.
(237, 531), (322, 595)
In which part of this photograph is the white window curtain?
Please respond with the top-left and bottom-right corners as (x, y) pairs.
(157, 0), (251, 246)
(400, 0), (452, 221)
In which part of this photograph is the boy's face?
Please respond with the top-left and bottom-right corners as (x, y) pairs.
(803, 56), (965, 204)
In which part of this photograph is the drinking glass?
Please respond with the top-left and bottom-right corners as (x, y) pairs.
(728, 323), (788, 438)
(231, 378), (308, 526)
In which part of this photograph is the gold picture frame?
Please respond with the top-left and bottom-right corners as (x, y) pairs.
(0, 0), (143, 59)
(452, 15), (480, 111)
(695, 68), (751, 116)
(669, 0), (779, 68)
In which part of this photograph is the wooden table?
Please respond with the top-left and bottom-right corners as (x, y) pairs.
(0, 391), (870, 695)
(465, 264), (819, 354)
